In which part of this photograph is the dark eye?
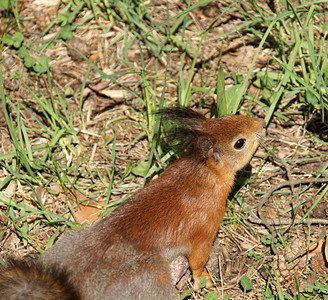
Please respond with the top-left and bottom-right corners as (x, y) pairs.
(234, 138), (246, 149)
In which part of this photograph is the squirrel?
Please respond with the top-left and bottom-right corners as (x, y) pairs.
(0, 107), (266, 300)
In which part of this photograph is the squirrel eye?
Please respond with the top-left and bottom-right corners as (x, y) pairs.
(234, 138), (246, 149)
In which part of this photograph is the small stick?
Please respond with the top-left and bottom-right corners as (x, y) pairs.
(249, 217), (328, 226)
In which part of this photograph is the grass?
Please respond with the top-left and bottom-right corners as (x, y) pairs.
(1, 0), (328, 299)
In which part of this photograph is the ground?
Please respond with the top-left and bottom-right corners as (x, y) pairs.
(0, 1), (328, 299)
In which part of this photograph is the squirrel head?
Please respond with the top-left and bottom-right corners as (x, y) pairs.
(197, 115), (266, 173)
(158, 107), (266, 173)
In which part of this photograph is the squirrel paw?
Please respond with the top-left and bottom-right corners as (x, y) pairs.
(193, 271), (213, 291)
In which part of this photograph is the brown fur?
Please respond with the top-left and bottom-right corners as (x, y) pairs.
(0, 107), (266, 299)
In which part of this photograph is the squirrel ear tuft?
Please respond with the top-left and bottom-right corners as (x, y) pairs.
(198, 137), (221, 162)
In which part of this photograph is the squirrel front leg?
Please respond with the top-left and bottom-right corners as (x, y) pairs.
(188, 242), (213, 291)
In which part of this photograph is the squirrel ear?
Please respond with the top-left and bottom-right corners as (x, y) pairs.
(198, 137), (221, 162)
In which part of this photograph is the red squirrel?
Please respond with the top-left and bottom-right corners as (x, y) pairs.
(0, 107), (266, 299)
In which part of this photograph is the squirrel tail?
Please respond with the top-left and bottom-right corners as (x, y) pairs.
(0, 259), (79, 300)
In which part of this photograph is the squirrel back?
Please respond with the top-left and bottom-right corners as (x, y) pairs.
(40, 230), (177, 300)
(0, 107), (266, 299)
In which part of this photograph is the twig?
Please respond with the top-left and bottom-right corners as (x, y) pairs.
(249, 217), (328, 226)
